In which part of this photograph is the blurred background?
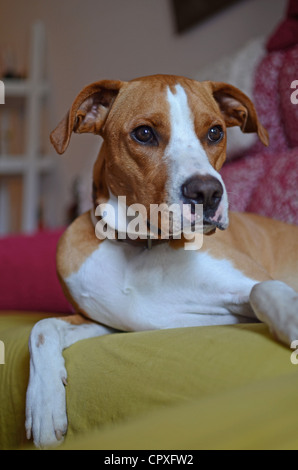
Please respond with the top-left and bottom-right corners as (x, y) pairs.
(0, 0), (290, 234)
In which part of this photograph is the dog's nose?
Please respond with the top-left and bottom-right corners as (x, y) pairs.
(181, 175), (223, 214)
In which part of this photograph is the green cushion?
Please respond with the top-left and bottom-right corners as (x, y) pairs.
(0, 312), (297, 450)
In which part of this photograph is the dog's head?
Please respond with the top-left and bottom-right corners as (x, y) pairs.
(51, 75), (268, 237)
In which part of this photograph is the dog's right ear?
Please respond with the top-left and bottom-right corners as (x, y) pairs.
(206, 81), (269, 147)
(50, 80), (124, 154)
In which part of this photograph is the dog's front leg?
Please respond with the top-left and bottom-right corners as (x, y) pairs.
(25, 314), (115, 448)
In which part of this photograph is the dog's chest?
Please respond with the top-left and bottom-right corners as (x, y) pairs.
(65, 240), (255, 331)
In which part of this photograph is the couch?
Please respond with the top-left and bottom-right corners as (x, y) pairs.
(1, 5), (298, 450)
(1, 313), (298, 450)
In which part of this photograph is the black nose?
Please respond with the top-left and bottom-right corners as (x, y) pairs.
(181, 175), (223, 215)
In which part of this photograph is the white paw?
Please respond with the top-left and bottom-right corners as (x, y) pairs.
(250, 280), (298, 346)
(25, 319), (69, 448)
(25, 362), (68, 448)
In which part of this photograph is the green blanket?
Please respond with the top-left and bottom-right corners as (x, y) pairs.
(0, 312), (297, 450)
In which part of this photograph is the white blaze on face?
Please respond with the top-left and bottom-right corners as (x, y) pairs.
(164, 84), (229, 230)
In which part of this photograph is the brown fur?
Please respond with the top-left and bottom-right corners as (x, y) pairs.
(56, 211), (100, 279)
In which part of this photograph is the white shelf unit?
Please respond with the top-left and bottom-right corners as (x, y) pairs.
(0, 22), (54, 235)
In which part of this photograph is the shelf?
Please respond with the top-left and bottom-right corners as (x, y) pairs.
(0, 156), (54, 175)
(3, 79), (49, 98)
(0, 22), (55, 235)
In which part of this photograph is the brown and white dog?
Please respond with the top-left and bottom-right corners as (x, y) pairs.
(25, 75), (298, 448)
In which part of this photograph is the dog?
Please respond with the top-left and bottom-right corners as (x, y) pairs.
(25, 74), (298, 448)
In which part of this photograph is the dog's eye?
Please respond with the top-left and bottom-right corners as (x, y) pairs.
(207, 125), (224, 143)
(131, 126), (157, 145)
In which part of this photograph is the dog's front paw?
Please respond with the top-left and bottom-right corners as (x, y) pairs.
(250, 280), (298, 346)
(25, 361), (68, 448)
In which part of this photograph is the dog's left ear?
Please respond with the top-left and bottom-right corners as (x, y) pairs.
(208, 81), (269, 147)
(50, 80), (124, 154)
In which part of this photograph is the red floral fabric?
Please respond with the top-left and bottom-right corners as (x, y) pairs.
(221, 11), (298, 226)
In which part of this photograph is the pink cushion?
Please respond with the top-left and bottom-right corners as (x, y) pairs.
(279, 46), (298, 148)
(266, 0), (298, 52)
(0, 230), (72, 313)
(253, 51), (288, 153)
(247, 148), (298, 225)
(220, 150), (271, 212)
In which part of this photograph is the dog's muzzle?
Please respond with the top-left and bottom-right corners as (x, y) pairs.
(181, 175), (224, 229)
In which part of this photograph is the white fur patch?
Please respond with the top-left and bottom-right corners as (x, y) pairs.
(165, 84), (229, 229)
(65, 240), (257, 332)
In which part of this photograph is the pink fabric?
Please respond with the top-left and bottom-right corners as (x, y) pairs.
(266, 0), (298, 51)
(279, 46), (298, 148)
(0, 229), (73, 313)
(253, 50), (289, 152)
(220, 150), (271, 213)
(221, 7), (298, 227)
(247, 148), (298, 225)
(222, 145), (298, 223)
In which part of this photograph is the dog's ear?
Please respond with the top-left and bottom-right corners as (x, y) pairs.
(50, 80), (124, 154)
(207, 81), (269, 147)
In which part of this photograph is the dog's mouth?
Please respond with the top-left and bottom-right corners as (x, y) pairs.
(183, 202), (227, 233)
(203, 217), (225, 231)
(145, 210), (226, 239)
